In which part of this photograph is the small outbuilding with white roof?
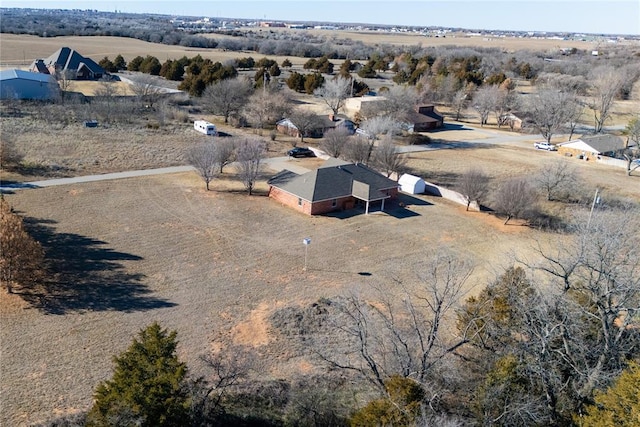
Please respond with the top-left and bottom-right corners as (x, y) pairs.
(398, 174), (426, 194)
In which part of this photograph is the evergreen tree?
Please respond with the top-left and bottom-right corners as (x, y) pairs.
(281, 58), (292, 68)
(578, 362), (640, 427)
(127, 55), (144, 72)
(113, 54), (127, 71)
(98, 57), (116, 73)
(87, 323), (189, 427)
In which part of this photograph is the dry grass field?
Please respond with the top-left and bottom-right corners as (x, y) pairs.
(3, 31), (637, 70)
(1, 32), (640, 425)
(1, 163), (550, 426)
(2, 138), (639, 425)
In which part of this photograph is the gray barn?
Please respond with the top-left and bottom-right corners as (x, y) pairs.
(0, 69), (59, 100)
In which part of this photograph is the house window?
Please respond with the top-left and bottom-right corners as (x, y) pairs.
(331, 199), (337, 207)
(298, 198), (302, 206)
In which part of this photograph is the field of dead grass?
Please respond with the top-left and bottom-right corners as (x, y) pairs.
(2, 163), (551, 426)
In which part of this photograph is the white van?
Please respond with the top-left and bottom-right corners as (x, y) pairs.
(194, 120), (217, 136)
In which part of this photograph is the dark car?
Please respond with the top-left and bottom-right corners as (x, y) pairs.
(287, 147), (316, 158)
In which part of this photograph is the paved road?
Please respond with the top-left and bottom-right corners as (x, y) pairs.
(0, 157), (309, 192)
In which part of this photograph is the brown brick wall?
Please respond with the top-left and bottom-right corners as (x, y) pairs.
(268, 186), (310, 214)
(269, 186), (399, 216)
(557, 147), (597, 161)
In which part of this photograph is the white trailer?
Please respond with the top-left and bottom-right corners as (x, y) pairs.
(194, 120), (217, 136)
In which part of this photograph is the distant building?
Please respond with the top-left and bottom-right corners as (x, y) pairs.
(29, 47), (105, 80)
(0, 69), (59, 100)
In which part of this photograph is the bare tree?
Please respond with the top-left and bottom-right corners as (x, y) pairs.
(315, 251), (474, 390)
(587, 66), (625, 133)
(321, 127), (351, 158)
(622, 116), (640, 176)
(519, 207), (640, 418)
(188, 143), (219, 191)
(492, 87), (515, 129)
(202, 77), (253, 124)
(472, 85), (499, 127)
(524, 87), (576, 143)
(313, 77), (351, 116)
(564, 93), (584, 141)
(457, 167), (490, 211)
(245, 84), (292, 132)
(236, 137), (266, 195)
(93, 76), (121, 122)
(342, 135), (371, 164)
(372, 134), (407, 177)
(373, 85), (420, 122)
(128, 73), (165, 108)
(55, 69), (75, 103)
(189, 343), (256, 422)
(287, 108), (321, 143)
(492, 177), (537, 224)
(451, 88), (469, 121)
(534, 159), (579, 201)
(359, 116), (400, 162)
(214, 138), (236, 174)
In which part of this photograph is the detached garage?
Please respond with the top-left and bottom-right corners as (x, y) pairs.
(398, 174), (426, 194)
(0, 69), (59, 100)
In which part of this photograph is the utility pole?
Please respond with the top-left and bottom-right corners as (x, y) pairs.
(587, 188), (600, 228)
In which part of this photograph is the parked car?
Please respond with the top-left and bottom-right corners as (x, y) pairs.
(534, 141), (557, 151)
(287, 147), (316, 158)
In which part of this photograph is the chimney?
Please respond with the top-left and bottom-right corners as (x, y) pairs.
(329, 113), (335, 122)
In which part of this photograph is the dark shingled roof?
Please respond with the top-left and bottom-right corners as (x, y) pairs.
(268, 158), (397, 202)
(580, 134), (627, 153)
(41, 47), (105, 76)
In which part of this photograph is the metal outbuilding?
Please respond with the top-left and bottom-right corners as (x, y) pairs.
(0, 69), (59, 100)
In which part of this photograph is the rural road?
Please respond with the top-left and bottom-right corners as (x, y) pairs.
(1, 124), (546, 192)
(0, 157), (311, 192)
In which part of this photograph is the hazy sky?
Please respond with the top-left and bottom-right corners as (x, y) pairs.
(3, 0), (639, 35)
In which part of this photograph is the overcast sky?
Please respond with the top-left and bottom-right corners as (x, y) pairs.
(3, 0), (639, 35)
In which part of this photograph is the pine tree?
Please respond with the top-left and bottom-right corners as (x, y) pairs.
(578, 362), (640, 427)
(87, 323), (189, 427)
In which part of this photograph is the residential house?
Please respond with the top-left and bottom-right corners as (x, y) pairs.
(268, 158), (399, 215)
(276, 114), (356, 139)
(0, 69), (59, 100)
(30, 47), (105, 80)
(557, 134), (629, 161)
(404, 105), (444, 132)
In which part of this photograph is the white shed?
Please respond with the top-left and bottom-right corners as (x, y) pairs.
(398, 174), (426, 194)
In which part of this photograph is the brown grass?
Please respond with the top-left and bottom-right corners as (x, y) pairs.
(3, 136), (639, 424)
(2, 167), (548, 425)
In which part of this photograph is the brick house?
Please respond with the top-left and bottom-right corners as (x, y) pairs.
(267, 158), (399, 215)
(557, 134), (628, 161)
(406, 105), (444, 132)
